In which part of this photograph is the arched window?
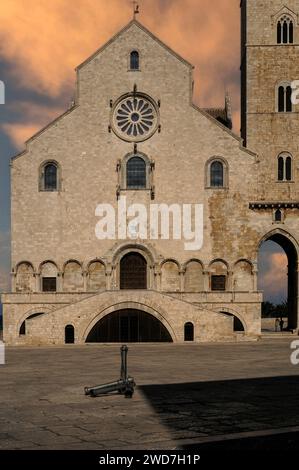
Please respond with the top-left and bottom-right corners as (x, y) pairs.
(65, 325), (75, 344)
(120, 253), (147, 289)
(277, 153), (292, 181)
(277, 16), (294, 44)
(210, 161), (224, 187)
(40, 162), (59, 191)
(278, 156), (284, 181)
(275, 209), (282, 223)
(278, 86), (285, 112)
(286, 86), (292, 112)
(286, 156), (292, 180)
(44, 163), (57, 190)
(277, 83), (293, 112)
(184, 322), (194, 342)
(40, 262), (58, 292)
(127, 156), (146, 188)
(130, 51), (139, 70)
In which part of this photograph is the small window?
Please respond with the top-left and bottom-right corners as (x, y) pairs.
(42, 277), (57, 292)
(286, 156), (292, 180)
(277, 84), (293, 113)
(130, 51), (139, 70)
(127, 156), (146, 188)
(184, 322), (194, 342)
(277, 153), (292, 181)
(278, 86), (285, 112)
(278, 156), (284, 180)
(275, 209), (282, 222)
(44, 163), (57, 190)
(210, 161), (224, 187)
(65, 325), (75, 344)
(211, 275), (226, 291)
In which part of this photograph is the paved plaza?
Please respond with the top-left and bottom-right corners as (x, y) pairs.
(1, 338), (299, 450)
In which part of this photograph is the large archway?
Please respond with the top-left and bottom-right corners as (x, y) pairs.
(258, 232), (298, 330)
(120, 253), (147, 289)
(86, 309), (173, 343)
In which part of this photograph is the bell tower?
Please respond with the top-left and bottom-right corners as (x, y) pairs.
(241, 0), (299, 200)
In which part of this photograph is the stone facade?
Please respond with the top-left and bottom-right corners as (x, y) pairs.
(2, 2), (299, 345)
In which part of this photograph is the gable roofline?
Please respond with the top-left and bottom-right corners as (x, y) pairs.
(271, 5), (299, 25)
(194, 105), (257, 159)
(76, 19), (194, 71)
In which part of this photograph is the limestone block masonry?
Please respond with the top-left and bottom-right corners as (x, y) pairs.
(2, 2), (299, 345)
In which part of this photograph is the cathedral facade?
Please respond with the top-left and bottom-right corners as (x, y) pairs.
(2, 0), (299, 345)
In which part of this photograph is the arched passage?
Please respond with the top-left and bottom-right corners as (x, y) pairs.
(258, 232), (298, 330)
(220, 311), (245, 332)
(86, 309), (173, 343)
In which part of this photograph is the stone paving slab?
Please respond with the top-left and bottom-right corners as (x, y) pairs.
(0, 339), (299, 449)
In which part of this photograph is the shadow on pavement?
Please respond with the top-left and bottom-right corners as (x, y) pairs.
(139, 375), (299, 450)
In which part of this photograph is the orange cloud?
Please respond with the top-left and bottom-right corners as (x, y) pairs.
(3, 102), (65, 148)
(0, 0), (240, 129)
(2, 123), (43, 149)
(260, 252), (288, 299)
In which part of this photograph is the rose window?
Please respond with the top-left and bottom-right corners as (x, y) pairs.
(112, 94), (159, 142)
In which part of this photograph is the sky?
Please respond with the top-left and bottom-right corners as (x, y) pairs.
(0, 0), (287, 303)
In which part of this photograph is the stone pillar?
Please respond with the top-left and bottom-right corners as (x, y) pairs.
(179, 269), (185, 292)
(110, 265), (117, 290)
(57, 272), (62, 292)
(83, 270), (88, 292)
(203, 270), (210, 292)
(36, 273), (41, 292)
(154, 264), (161, 291)
(252, 263), (258, 292)
(227, 270), (233, 292)
(106, 264), (113, 290)
(11, 272), (17, 292)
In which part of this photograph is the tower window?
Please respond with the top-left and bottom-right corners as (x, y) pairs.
(277, 84), (293, 112)
(130, 51), (139, 70)
(277, 153), (293, 181)
(275, 209), (282, 223)
(277, 16), (294, 44)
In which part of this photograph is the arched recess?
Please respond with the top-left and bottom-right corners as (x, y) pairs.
(161, 260), (180, 292)
(257, 229), (299, 330)
(19, 312), (46, 336)
(87, 260), (106, 291)
(85, 308), (173, 343)
(16, 262), (35, 293)
(40, 261), (58, 292)
(65, 325), (75, 344)
(63, 261), (83, 292)
(209, 260), (229, 291)
(184, 260), (204, 292)
(184, 322), (194, 341)
(112, 243), (157, 289)
(233, 260), (254, 292)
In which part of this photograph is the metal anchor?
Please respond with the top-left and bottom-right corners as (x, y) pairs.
(84, 345), (136, 398)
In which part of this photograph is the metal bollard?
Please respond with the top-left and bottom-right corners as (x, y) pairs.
(84, 345), (136, 398)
